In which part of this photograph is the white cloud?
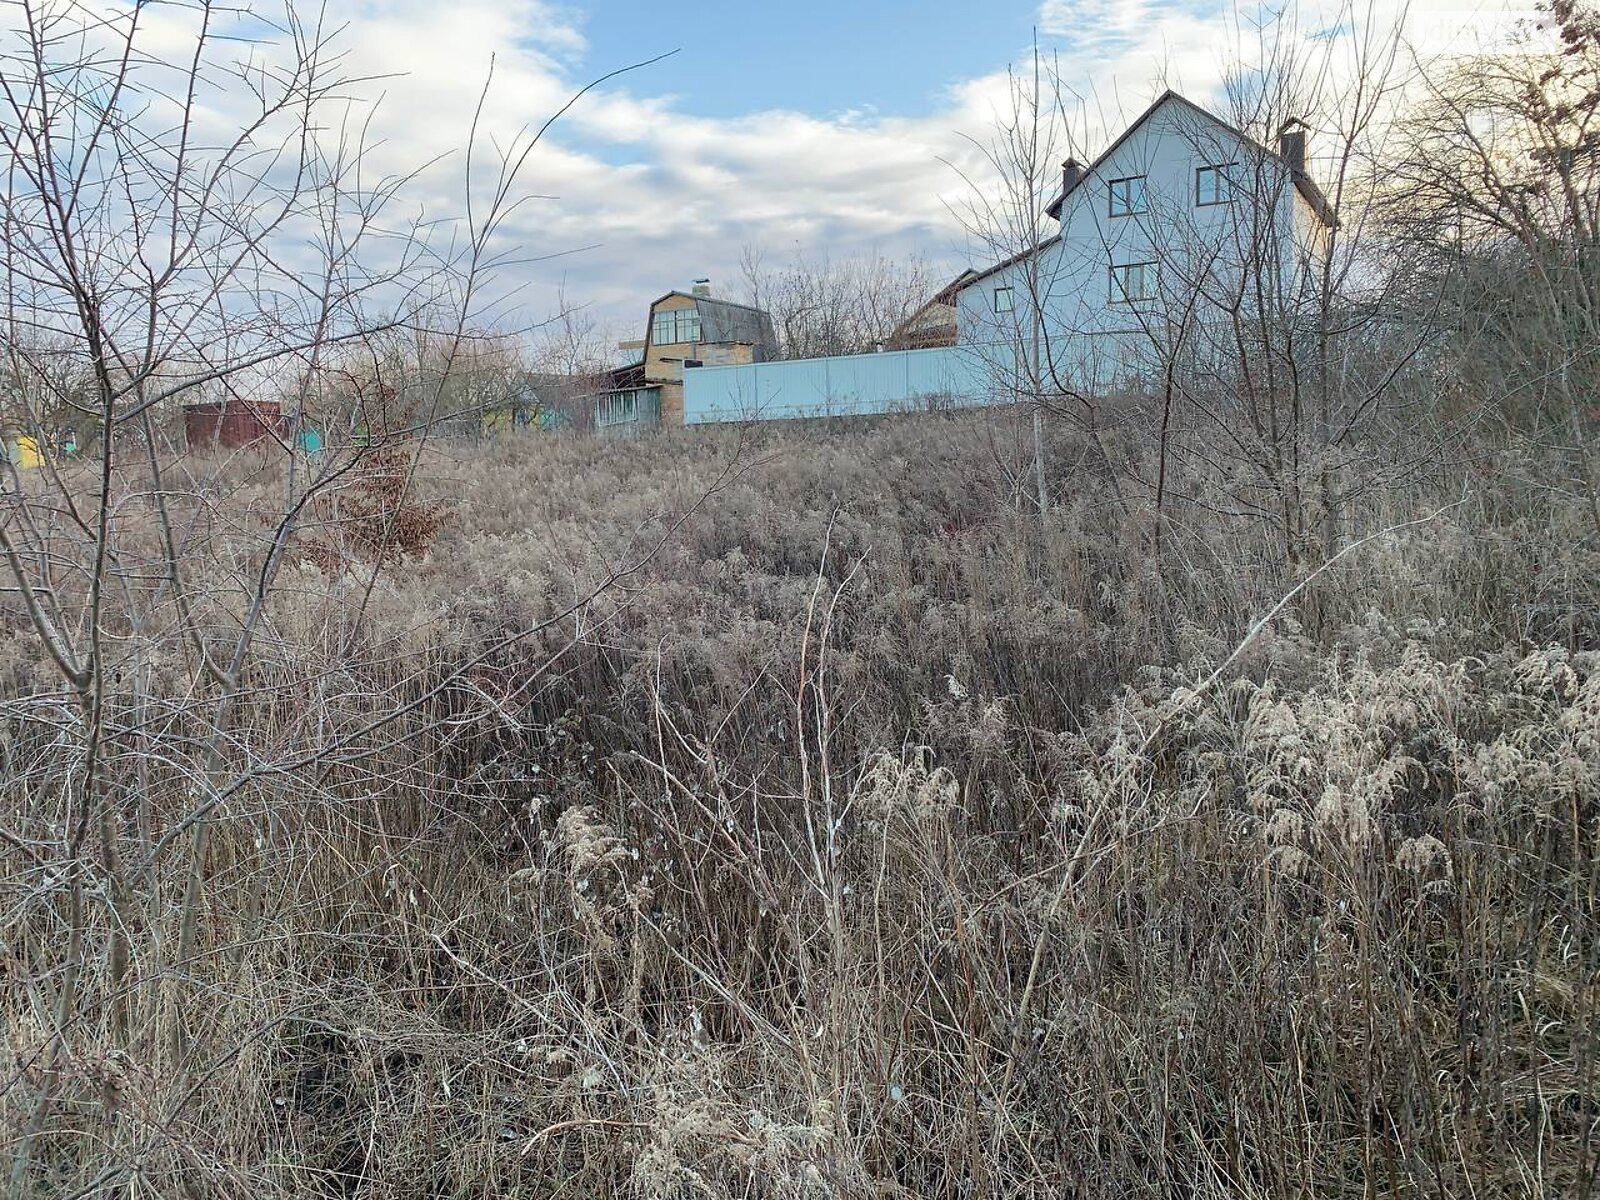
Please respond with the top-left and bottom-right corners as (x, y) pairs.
(1038, 0), (1160, 51)
(16, 0), (1531, 347)
(296, 1), (1008, 335)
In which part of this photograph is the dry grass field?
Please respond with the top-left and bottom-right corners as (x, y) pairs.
(2, 408), (1596, 1197)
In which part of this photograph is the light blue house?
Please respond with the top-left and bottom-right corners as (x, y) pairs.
(953, 90), (1334, 400)
(683, 91), (1333, 424)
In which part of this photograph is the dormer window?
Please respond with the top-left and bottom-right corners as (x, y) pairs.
(652, 307), (701, 346)
(1196, 163), (1237, 206)
(1108, 175), (1146, 218)
(993, 286), (1015, 314)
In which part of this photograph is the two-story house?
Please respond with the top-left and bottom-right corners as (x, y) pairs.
(954, 90), (1335, 396)
(598, 282), (779, 433)
(678, 91), (1338, 426)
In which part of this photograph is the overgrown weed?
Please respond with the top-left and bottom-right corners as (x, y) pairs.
(1, 410), (1596, 1196)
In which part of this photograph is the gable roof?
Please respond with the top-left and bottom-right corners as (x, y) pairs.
(1044, 90), (1336, 227)
(931, 268), (979, 306)
(959, 91), (1335, 295)
(888, 269), (980, 347)
(650, 291), (779, 359)
(893, 268), (980, 332)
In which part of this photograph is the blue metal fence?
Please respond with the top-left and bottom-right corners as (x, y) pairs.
(681, 335), (1159, 425)
(682, 346), (996, 424)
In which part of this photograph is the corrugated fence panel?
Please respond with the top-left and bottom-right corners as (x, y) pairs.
(683, 346), (1001, 425)
(681, 334), (1163, 426)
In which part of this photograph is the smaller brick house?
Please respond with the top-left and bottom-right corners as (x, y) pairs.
(597, 282), (778, 434)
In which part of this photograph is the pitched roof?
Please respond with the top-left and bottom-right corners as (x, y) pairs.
(956, 236), (1062, 291)
(650, 291), (779, 359)
(887, 269), (979, 346)
(1043, 90), (1336, 227)
(890, 269), (981, 333)
(962, 90), (1337, 293)
(931, 268), (979, 306)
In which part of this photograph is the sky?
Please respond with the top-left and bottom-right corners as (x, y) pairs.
(135, 0), (1536, 352)
(577, 2), (1044, 120)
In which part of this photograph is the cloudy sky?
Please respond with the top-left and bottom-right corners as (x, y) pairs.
(281, 0), (1527, 345)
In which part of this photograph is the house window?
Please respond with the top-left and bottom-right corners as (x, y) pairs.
(598, 390), (640, 427)
(1108, 175), (1146, 217)
(1196, 163), (1236, 206)
(1109, 261), (1157, 304)
(993, 286), (1015, 314)
(651, 307), (701, 346)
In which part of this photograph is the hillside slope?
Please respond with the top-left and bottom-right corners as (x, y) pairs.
(3, 412), (1597, 1197)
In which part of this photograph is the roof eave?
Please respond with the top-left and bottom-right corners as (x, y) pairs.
(955, 236), (1063, 292)
(1293, 175), (1339, 229)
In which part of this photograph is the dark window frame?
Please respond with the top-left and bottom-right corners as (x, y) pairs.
(993, 285), (1015, 314)
(1195, 162), (1238, 207)
(1107, 260), (1158, 305)
(651, 307), (701, 346)
(1108, 175), (1147, 218)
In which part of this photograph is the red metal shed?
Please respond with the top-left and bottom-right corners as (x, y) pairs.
(183, 400), (287, 450)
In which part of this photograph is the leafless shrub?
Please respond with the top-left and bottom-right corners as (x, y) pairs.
(3, 404), (1594, 1195)
(738, 245), (944, 360)
(0, 0), (1597, 1194)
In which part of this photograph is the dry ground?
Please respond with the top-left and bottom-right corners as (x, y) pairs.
(1, 409), (1596, 1197)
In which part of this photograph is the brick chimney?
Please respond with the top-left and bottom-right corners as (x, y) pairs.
(691, 278), (712, 297)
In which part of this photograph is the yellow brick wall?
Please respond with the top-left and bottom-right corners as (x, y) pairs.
(645, 295), (697, 425)
(642, 295), (757, 427)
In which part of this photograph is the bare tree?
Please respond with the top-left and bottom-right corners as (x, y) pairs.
(737, 244), (941, 360)
(524, 286), (622, 431)
(1106, 1), (1437, 568)
(2, 11), (433, 1165)
(952, 8), (1442, 565)
(946, 43), (1085, 517)
(0, 2), (664, 1189)
(1386, 0), (1600, 530)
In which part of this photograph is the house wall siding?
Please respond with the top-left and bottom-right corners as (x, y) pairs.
(956, 98), (1314, 393)
(671, 97), (1331, 427)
